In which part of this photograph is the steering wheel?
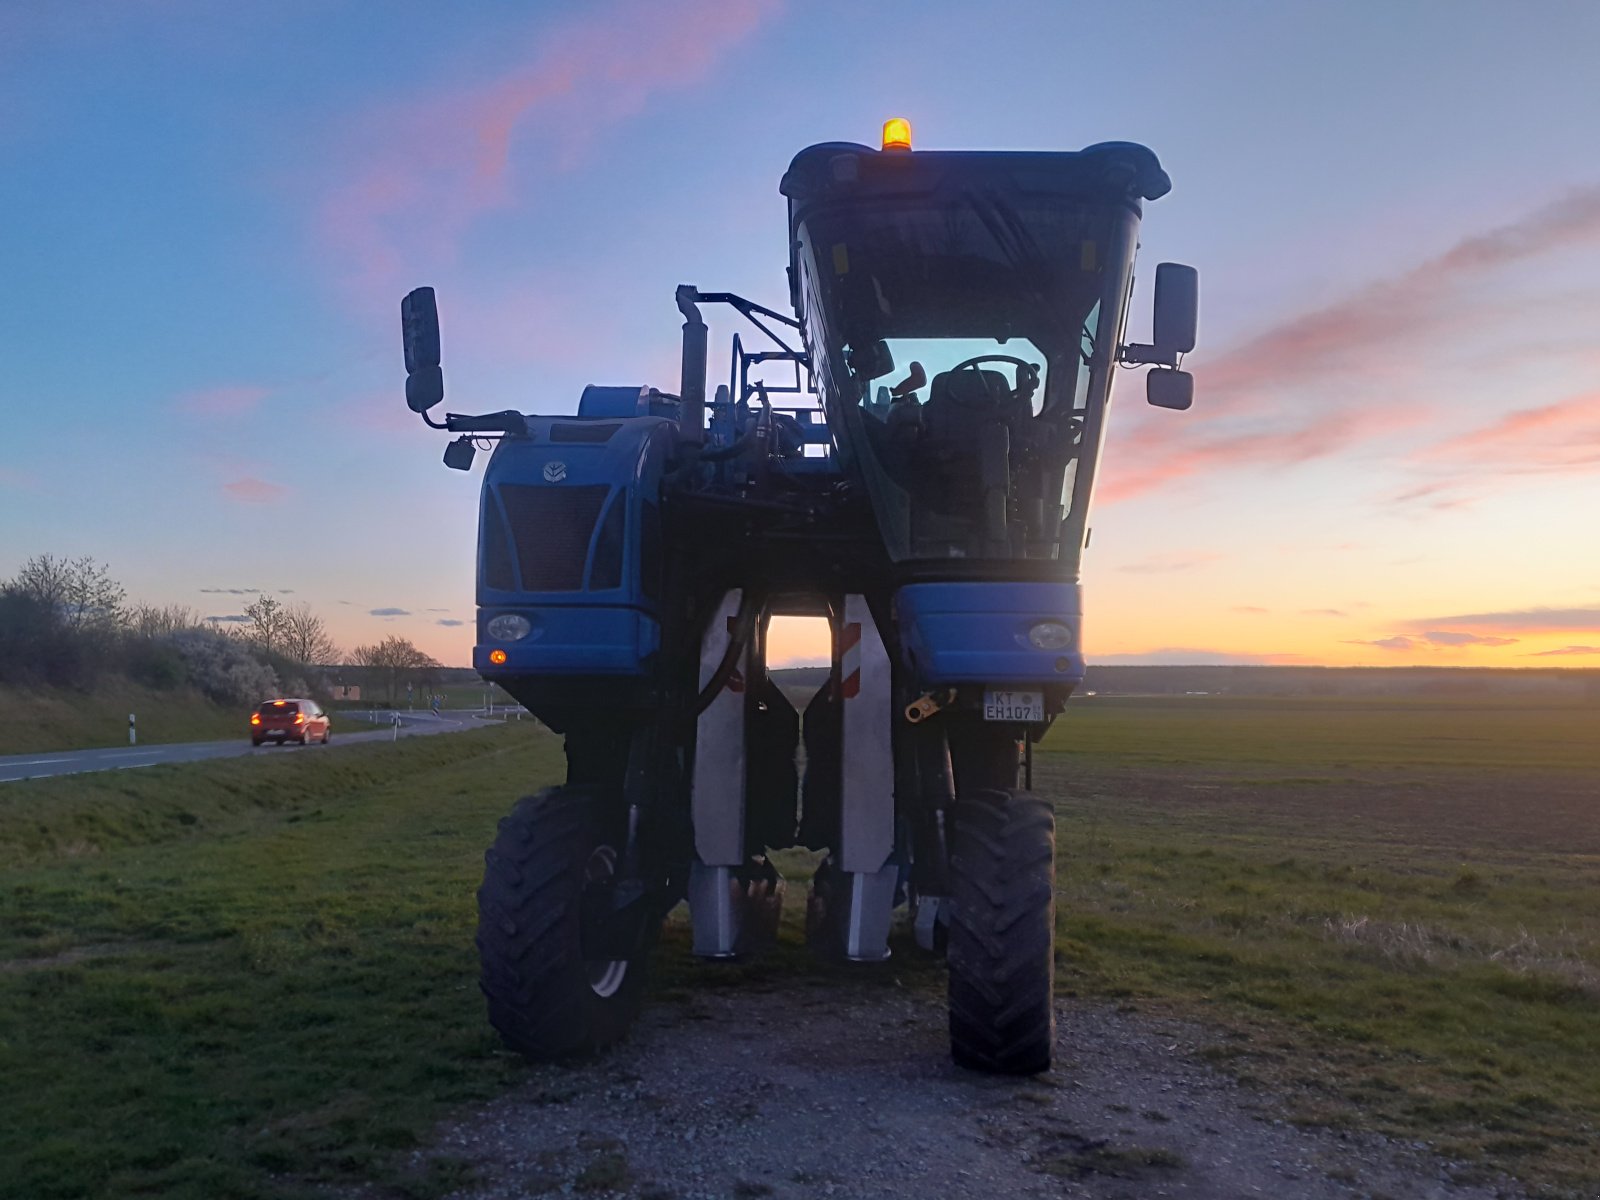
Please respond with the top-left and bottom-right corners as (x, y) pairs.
(948, 354), (1081, 447)
(947, 354), (1040, 396)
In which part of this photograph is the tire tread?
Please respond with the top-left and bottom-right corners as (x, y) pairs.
(947, 788), (1056, 1075)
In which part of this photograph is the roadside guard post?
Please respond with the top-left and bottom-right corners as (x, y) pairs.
(391, 712), (401, 742)
(129, 713), (136, 746)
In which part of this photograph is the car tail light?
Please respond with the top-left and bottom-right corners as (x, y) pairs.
(251, 714), (261, 725)
(293, 713), (305, 724)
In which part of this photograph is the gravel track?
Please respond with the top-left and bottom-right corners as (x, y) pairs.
(418, 983), (1525, 1200)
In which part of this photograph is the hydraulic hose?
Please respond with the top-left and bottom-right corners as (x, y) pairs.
(695, 589), (760, 715)
(696, 386), (772, 463)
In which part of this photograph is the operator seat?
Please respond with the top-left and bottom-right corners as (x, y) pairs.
(916, 368), (1029, 515)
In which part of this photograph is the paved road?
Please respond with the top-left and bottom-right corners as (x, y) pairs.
(0, 710), (493, 784)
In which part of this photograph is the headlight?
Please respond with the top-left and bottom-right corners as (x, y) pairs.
(486, 614), (532, 641)
(1027, 621), (1075, 650)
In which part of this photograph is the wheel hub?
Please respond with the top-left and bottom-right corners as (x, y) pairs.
(583, 845), (629, 998)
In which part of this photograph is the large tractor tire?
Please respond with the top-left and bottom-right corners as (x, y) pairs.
(476, 785), (652, 1060)
(946, 788), (1056, 1074)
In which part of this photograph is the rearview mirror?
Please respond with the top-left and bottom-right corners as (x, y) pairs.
(402, 287), (445, 413)
(846, 339), (894, 381)
(1152, 263), (1198, 358)
(1146, 368), (1193, 410)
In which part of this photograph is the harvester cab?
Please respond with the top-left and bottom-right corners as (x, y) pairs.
(403, 122), (1196, 1075)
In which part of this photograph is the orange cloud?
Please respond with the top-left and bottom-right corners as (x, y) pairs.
(315, 0), (780, 299)
(222, 477), (289, 503)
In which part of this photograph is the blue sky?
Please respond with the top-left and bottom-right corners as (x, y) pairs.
(3, 0), (1598, 666)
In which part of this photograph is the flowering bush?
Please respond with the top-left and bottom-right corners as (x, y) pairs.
(170, 629), (279, 705)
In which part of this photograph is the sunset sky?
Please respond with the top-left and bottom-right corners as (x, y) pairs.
(3, 1), (1598, 668)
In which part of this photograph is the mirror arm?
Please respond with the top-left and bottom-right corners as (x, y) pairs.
(1118, 343), (1179, 368)
(444, 410), (529, 436)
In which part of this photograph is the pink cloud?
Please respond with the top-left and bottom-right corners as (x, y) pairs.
(1344, 636), (1416, 651)
(174, 385), (271, 416)
(1100, 404), (1428, 503)
(1411, 390), (1600, 478)
(1418, 630), (1518, 647)
(1102, 186), (1600, 504)
(315, 0), (780, 300)
(1401, 607), (1600, 635)
(223, 477), (289, 504)
(1343, 631), (1518, 651)
(1524, 645), (1600, 657)
(1198, 186), (1600, 415)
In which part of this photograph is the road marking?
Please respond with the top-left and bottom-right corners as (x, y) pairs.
(8, 757), (73, 766)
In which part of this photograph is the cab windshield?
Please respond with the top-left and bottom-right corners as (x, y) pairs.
(795, 192), (1131, 565)
(855, 334), (1090, 561)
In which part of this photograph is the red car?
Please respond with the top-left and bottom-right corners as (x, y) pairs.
(251, 698), (331, 746)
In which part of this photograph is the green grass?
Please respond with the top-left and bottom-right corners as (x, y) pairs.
(1039, 694), (1600, 1194)
(6, 694), (1600, 1196)
(0, 681), (249, 756)
(1045, 693), (1600, 771)
(0, 723), (567, 1200)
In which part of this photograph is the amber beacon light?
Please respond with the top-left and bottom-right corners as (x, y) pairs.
(881, 117), (912, 151)
(489, 649), (508, 665)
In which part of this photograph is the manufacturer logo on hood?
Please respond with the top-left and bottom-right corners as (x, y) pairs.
(543, 461), (567, 483)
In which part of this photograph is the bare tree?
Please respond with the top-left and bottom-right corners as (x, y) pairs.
(351, 635), (440, 704)
(10, 554), (126, 634)
(242, 594), (289, 652)
(128, 603), (198, 639)
(282, 602), (341, 666)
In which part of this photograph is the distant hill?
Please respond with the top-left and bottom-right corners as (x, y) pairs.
(1080, 664), (1599, 701)
(776, 663), (1600, 702)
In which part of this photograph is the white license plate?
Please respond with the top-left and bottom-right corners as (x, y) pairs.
(983, 690), (1044, 722)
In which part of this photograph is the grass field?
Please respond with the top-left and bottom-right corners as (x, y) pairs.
(0, 724), (567, 1200)
(3, 695), (1599, 1197)
(1041, 694), (1600, 1193)
(0, 681), (248, 756)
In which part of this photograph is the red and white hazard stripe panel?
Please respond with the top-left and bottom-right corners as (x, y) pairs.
(838, 594), (893, 874)
(839, 620), (862, 699)
(693, 589), (746, 866)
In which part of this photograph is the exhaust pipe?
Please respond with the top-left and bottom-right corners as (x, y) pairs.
(675, 284), (706, 447)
